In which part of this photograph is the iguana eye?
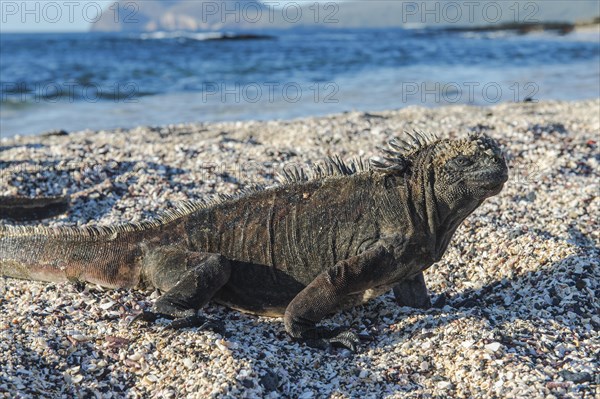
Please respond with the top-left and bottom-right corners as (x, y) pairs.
(453, 156), (473, 167)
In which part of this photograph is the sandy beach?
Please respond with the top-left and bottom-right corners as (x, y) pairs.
(1, 100), (598, 398)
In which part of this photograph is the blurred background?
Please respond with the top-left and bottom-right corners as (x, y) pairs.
(1, 0), (599, 136)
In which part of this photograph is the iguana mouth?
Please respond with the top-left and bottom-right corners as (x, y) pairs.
(469, 165), (508, 193)
(485, 181), (506, 195)
(481, 171), (508, 192)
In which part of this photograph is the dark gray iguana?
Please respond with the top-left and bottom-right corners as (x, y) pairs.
(0, 131), (508, 351)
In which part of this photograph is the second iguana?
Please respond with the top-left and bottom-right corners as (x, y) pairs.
(0, 131), (508, 351)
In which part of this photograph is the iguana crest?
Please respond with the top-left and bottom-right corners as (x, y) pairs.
(280, 129), (440, 183)
(370, 129), (440, 173)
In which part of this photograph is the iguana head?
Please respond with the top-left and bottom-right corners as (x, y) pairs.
(372, 131), (508, 219)
(428, 134), (508, 202)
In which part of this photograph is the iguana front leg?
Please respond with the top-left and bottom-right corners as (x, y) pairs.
(392, 272), (432, 309)
(284, 244), (397, 351)
(134, 247), (231, 330)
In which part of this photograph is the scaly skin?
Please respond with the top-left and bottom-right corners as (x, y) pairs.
(0, 132), (508, 351)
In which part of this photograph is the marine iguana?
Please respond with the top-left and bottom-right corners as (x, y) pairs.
(0, 131), (508, 351)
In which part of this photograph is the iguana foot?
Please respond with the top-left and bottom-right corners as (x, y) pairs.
(393, 272), (432, 309)
(300, 327), (361, 352)
(328, 330), (361, 352)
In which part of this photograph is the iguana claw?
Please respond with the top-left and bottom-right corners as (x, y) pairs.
(301, 328), (361, 352)
(329, 330), (360, 352)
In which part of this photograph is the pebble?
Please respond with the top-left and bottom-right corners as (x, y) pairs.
(1, 99), (598, 398)
(99, 300), (116, 310)
(485, 342), (502, 352)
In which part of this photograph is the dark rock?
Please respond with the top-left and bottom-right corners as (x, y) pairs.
(558, 370), (592, 383)
(459, 299), (479, 308)
(259, 370), (279, 392)
(240, 379), (255, 388)
(575, 278), (586, 290)
(552, 297), (561, 306)
(41, 129), (69, 137)
(432, 294), (447, 309)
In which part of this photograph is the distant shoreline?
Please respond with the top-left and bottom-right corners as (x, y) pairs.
(444, 18), (600, 35)
(574, 22), (600, 34)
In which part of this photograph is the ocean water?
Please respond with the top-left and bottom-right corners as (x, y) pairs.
(1, 28), (598, 137)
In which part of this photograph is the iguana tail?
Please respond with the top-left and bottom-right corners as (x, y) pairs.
(1, 199), (204, 289)
(0, 223), (147, 288)
(0, 195), (70, 221)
